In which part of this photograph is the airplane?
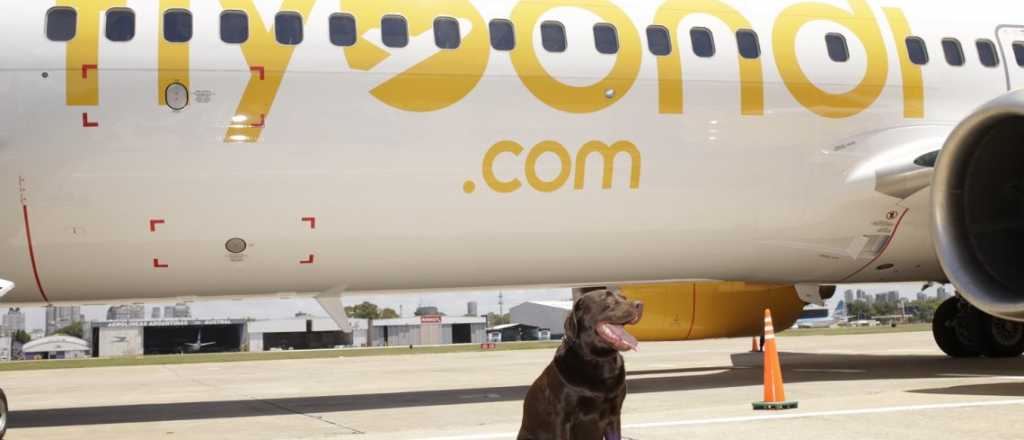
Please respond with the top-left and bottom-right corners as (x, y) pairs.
(793, 300), (848, 329)
(181, 329), (216, 353)
(1, 0), (1024, 433)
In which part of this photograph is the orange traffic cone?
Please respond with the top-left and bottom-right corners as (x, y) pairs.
(750, 336), (760, 352)
(753, 309), (798, 410)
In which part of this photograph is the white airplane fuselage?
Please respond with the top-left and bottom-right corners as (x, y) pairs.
(1, 0), (1022, 305)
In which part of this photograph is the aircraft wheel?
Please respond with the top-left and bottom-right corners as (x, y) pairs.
(932, 297), (981, 357)
(0, 387), (8, 439)
(977, 313), (1024, 358)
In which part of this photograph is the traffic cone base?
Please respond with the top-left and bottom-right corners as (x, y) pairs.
(752, 401), (799, 410)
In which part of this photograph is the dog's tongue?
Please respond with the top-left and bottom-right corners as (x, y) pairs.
(603, 323), (639, 351)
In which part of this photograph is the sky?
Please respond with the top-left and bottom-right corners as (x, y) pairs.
(12, 282), (951, 332)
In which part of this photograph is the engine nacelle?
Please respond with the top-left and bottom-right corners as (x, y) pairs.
(621, 282), (806, 341)
(933, 90), (1024, 321)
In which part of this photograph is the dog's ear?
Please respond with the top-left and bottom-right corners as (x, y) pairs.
(564, 298), (583, 340)
(564, 309), (577, 340)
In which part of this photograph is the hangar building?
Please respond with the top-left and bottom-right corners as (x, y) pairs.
(369, 316), (486, 346)
(23, 335), (90, 359)
(92, 318), (247, 357)
(510, 301), (572, 339)
(247, 317), (363, 351)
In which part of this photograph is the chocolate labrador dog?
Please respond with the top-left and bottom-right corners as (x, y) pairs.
(518, 289), (643, 440)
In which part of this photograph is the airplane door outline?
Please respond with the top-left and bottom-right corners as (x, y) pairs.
(995, 25), (1024, 90)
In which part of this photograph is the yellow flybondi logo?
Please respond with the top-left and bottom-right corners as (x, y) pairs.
(340, 0), (490, 112)
(467, 140), (641, 194)
(221, 0), (314, 143)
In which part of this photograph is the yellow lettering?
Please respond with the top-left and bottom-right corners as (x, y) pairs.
(221, 0), (314, 143)
(574, 141), (641, 189)
(509, 0), (640, 113)
(525, 141), (572, 192)
(483, 141), (523, 193)
(58, 0), (126, 106)
(773, 0), (888, 118)
(341, 0), (489, 112)
(159, 0), (190, 106)
(883, 8), (924, 118)
(654, 0), (763, 115)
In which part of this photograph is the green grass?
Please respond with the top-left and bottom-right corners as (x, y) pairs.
(780, 323), (931, 337)
(0, 341), (562, 372)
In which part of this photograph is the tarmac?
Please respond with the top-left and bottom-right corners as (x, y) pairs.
(5, 330), (1024, 439)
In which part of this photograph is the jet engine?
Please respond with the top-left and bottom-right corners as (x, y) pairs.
(620, 282), (806, 341)
(932, 90), (1024, 321)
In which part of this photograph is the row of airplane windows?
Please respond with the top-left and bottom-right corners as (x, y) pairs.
(45, 7), (1024, 69)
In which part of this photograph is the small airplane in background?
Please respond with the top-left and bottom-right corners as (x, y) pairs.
(182, 330), (216, 353)
(794, 301), (848, 329)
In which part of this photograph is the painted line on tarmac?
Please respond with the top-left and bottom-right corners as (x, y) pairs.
(414, 399), (1024, 440)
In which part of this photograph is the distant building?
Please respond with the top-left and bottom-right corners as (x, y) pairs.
(152, 307), (162, 319)
(856, 290), (869, 303)
(844, 290), (854, 304)
(2, 308), (25, 336)
(916, 292), (929, 301)
(22, 335), (90, 360)
(884, 291), (900, 303)
(46, 305), (82, 335)
(369, 316), (485, 346)
(107, 304), (145, 321)
(486, 323), (550, 342)
(510, 301), (572, 339)
(467, 301), (478, 317)
(167, 303), (191, 318)
(415, 306), (440, 316)
(936, 287), (951, 301)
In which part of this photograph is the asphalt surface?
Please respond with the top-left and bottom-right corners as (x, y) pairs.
(5, 331), (1024, 439)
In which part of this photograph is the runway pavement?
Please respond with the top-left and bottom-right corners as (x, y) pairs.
(5, 330), (1024, 439)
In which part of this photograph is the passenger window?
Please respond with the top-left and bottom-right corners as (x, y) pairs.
(381, 15), (408, 48)
(646, 26), (671, 56)
(489, 19), (514, 51)
(46, 7), (76, 42)
(825, 33), (849, 62)
(593, 23), (618, 54)
(163, 10), (192, 43)
(905, 37), (928, 65)
(541, 21), (566, 52)
(106, 8), (135, 42)
(690, 27), (715, 57)
(736, 29), (760, 59)
(220, 11), (249, 44)
(1014, 42), (1024, 67)
(942, 38), (965, 66)
(329, 13), (356, 47)
(275, 12), (303, 45)
(434, 17), (460, 49)
(977, 39), (999, 67)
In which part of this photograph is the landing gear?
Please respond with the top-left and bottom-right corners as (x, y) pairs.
(933, 297), (1024, 358)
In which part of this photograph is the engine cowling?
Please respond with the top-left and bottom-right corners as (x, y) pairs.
(621, 282), (806, 341)
(933, 90), (1024, 321)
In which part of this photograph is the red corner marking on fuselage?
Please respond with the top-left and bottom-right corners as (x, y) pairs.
(82, 113), (98, 128)
(250, 65), (265, 80)
(302, 217), (316, 229)
(150, 219), (165, 232)
(81, 64), (97, 79)
(153, 258), (168, 268)
(300, 254), (315, 264)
